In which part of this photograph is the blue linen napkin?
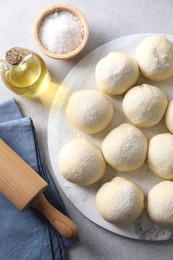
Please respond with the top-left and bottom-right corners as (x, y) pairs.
(0, 98), (77, 260)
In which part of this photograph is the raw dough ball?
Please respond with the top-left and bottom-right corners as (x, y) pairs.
(102, 123), (148, 172)
(96, 177), (144, 224)
(136, 36), (173, 81)
(95, 52), (139, 95)
(165, 100), (173, 133)
(147, 181), (173, 227)
(122, 84), (168, 128)
(66, 90), (113, 134)
(148, 133), (173, 180)
(58, 138), (106, 185)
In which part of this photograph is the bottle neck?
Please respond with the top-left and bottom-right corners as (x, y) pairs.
(0, 48), (33, 74)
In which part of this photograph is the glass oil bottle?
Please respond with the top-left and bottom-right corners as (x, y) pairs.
(0, 47), (49, 96)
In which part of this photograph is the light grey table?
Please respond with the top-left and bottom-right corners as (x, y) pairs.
(1, 0), (173, 259)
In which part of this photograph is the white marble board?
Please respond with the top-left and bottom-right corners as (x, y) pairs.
(48, 34), (173, 241)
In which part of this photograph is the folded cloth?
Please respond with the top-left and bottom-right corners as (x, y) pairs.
(0, 98), (77, 260)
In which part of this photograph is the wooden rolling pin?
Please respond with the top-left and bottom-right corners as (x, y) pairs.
(0, 139), (78, 239)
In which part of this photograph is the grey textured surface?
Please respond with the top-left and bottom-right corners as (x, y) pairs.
(1, 0), (173, 259)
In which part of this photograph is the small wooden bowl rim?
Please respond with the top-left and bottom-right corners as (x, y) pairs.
(34, 4), (89, 60)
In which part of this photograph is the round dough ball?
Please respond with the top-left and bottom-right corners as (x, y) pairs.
(147, 181), (173, 227)
(95, 52), (139, 95)
(102, 123), (148, 172)
(96, 177), (144, 224)
(122, 84), (168, 128)
(136, 36), (173, 81)
(148, 133), (173, 180)
(66, 90), (113, 134)
(165, 100), (173, 133)
(58, 138), (106, 185)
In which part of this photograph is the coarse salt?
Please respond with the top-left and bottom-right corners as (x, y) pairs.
(39, 11), (84, 54)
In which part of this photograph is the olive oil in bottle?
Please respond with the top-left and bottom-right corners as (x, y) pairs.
(0, 47), (49, 96)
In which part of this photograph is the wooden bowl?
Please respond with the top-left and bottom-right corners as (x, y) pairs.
(34, 4), (89, 60)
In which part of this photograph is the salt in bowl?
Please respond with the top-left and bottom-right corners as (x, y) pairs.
(34, 4), (89, 60)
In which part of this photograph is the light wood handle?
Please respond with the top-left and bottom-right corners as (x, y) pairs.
(31, 193), (78, 239)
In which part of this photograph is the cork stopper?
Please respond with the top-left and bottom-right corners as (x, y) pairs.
(5, 48), (23, 65)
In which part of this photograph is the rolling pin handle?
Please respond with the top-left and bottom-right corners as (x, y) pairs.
(31, 193), (78, 239)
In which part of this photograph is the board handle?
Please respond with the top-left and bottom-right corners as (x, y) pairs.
(31, 193), (78, 239)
